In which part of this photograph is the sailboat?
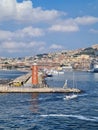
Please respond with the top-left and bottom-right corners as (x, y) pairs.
(63, 79), (68, 89)
(64, 72), (78, 100)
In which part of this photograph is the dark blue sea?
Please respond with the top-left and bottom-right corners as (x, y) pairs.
(0, 70), (98, 130)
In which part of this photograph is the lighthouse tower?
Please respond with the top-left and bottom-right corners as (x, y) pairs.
(32, 63), (38, 86)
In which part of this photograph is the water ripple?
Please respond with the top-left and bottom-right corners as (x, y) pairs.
(40, 114), (98, 122)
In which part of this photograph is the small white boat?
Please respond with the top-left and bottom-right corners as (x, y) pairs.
(91, 64), (98, 73)
(46, 73), (53, 77)
(65, 94), (78, 100)
(52, 70), (64, 75)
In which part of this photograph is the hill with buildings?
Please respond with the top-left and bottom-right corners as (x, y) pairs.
(0, 44), (98, 71)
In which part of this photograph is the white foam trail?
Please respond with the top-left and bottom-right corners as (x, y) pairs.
(40, 114), (98, 122)
(63, 93), (89, 100)
(78, 93), (88, 97)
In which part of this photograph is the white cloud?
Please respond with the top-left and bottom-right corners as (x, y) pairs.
(38, 46), (45, 51)
(90, 29), (98, 33)
(15, 26), (44, 38)
(0, 40), (46, 53)
(49, 18), (79, 32)
(30, 8), (63, 23)
(50, 44), (63, 49)
(0, 41), (63, 55)
(0, 0), (17, 21)
(0, 25), (45, 55)
(28, 41), (45, 48)
(0, 0), (64, 23)
(0, 30), (12, 40)
(75, 16), (98, 25)
(0, 26), (44, 41)
(49, 24), (79, 32)
(49, 15), (98, 32)
(1, 41), (25, 50)
(15, 0), (33, 22)
(0, 0), (98, 57)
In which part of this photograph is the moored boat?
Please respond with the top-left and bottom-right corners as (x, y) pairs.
(90, 63), (98, 73)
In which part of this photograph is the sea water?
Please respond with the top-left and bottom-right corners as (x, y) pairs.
(0, 70), (98, 130)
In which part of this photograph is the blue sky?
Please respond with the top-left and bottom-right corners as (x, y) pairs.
(0, 0), (98, 57)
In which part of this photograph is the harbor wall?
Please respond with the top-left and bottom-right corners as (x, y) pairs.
(0, 85), (81, 93)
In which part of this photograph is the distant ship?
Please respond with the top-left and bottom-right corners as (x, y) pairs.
(62, 64), (73, 71)
(90, 63), (98, 73)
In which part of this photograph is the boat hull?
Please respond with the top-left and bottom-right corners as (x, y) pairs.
(65, 94), (78, 100)
(90, 64), (98, 73)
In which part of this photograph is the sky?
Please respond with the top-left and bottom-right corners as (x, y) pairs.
(0, 0), (98, 57)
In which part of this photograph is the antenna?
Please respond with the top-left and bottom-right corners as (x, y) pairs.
(73, 71), (75, 88)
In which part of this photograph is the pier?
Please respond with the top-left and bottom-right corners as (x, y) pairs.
(0, 85), (81, 93)
(0, 63), (82, 93)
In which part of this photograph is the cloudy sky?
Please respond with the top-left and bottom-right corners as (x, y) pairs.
(0, 0), (98, 57)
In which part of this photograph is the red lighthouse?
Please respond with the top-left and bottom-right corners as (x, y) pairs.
(32, 63), (38, 85)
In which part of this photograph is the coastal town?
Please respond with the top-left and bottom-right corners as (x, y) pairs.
(0, 44), (98, 72)
(0, 44), (98, 93)
(0, 0), (98, 129)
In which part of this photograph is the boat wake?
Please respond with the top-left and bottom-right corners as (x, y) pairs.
(63, 93), (88, 100)
(64, 94), (78, 100)
(40, 114), (98, 122)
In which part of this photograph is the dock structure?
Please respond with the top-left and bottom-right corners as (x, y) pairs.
(0, 85), (81, 93)
(9, 72), (31, 85)
(0, 63), (82, 93)
(0, 72), (82, 93)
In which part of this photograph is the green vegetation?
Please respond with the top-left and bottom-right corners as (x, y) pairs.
(74, 47), (98, 56)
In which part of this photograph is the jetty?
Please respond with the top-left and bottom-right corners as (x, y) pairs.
(0, 75), (81, 93)
(0, 85), (81, 93)
(0, 63), (82, 93)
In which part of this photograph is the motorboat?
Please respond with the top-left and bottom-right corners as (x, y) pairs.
(65, 94), (78, 100)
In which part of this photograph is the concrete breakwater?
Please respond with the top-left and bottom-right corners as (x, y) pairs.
(0, 72), (82, 93)
(0, 85), (81, 93)
(8, 72), (31, 86)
